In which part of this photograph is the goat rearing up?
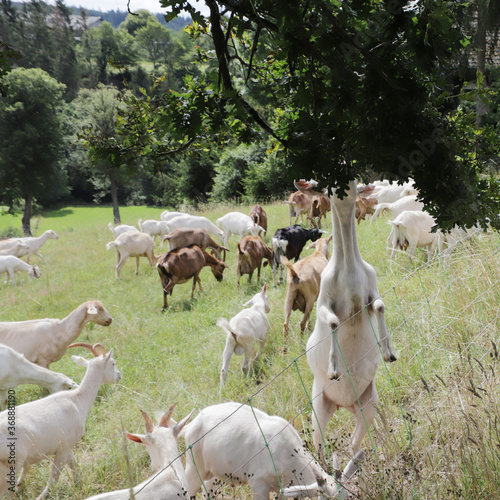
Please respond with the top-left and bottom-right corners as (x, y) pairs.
(295, 179), (397, 458)
(156, 244), (229, 311)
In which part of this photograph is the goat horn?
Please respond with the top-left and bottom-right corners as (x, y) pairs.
(159, 402), (178, 428)
(140, 410), (154, 433)
(67, 342), (101, 357)
(93, 343), (107, 356)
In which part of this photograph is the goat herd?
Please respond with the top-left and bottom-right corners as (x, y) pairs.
(0, 179), (484, 499)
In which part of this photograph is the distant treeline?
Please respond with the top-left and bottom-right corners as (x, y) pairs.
(11, 1), (191, 29)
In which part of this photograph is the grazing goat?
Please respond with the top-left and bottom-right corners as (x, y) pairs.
(355, 195), (378, 224)
(163, 214), (224, 243)
(0, 240), (28, 256)
(216, 212), (265, 248)
(3, 229), (59, 263)
(156, 244), (229, 311)
(371, 194), (424, 222)
(308, 195), (331, 228)
(0, 342), (121, 500)
(0, 255), (41, 285)
(218, 284), (270, 387)
(107, 222), (138, 238)
(367, 180), (417, 204)
(249, 204), (268, 236)
(160, 210), (188, 221)
(236, 236), (273, 289)
(0, 345), (78, 410)
(138, 218), (171, 244)
(106, 231), (156, 278)
(284, 191), (312, 225)
(0, 300), (112, 369)
(388, 210), (443, 263)
(181, 401), (363, 500)
(85, 404), (193, 500)
(271, 225), (323, 286)
(161, 227), (229, 261)
(282, 235), (332, 338)
(295, 178), (397, 459)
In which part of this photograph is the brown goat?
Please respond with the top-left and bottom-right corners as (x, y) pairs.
(355, 196), (378, 224)
(284, 191), (311, 225)
(307, 196), (331, 229)
(161, 227), (229, 261)
(248, 204), (268, 237)
(236, 236), (273, 289)
(281, 235), (332, 339)
(156, 244), (229, 311)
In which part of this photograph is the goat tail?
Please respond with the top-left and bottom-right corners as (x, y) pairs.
(280, 256), (299, 284)
(106, 241), (119, 251)
(216, 317), (232, 334)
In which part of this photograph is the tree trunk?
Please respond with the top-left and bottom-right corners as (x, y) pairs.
(22, 194), (33, 236)
(110, 177), (121, 225)
(476, 0), (487, 127)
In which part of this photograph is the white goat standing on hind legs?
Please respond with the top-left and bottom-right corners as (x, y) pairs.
(295, 178), (397, 461)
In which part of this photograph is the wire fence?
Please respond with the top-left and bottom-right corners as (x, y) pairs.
(132, 230), (500, 499)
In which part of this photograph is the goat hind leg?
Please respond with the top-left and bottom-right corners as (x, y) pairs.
(311, 378), (338, 460)
(349, 379), (379, 454)
(35, 449), (71, 500)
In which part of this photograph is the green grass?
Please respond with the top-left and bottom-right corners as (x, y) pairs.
(1, 203), (499, 499)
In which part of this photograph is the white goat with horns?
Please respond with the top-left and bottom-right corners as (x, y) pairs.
(85, 403), (193, 499)
(295, 178), (397, 459)
(0, 342), (121, 500)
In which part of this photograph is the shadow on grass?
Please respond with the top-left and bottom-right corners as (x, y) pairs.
(43, 208), (74, 218)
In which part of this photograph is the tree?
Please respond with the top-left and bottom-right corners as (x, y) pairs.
(76, 85), (135, 224)
(0, 67), (67, 235)
(139, 0), (498, 230)
(120, 9), (159, 35)
(135, 20), (172, 72)
(0, 0), (78, 99)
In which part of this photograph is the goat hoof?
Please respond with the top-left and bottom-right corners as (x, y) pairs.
(388, 354), (397, 363)
(328, 371), (340, 381)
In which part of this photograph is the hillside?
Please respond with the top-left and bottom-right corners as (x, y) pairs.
(11, 1), (192, 29)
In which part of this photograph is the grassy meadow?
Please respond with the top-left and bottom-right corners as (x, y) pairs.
(0, 202), (499, 499)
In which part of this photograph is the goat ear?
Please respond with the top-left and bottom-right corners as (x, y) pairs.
(262, 283), (267, 294)
(105, 348), (114, 361)
(282, 484), (319, 498)
(173, 409), (195, 438)
(71, 355), (89, 367)
(87, 305), (98, 315)
(326, 234), (333, 243)
(242, 298), (254, 307)
(126, 432), (145, 444)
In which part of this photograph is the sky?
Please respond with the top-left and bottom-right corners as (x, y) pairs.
(46, 0), (209, 16)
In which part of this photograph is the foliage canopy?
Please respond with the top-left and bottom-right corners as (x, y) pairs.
(125, 0), (498, 229)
